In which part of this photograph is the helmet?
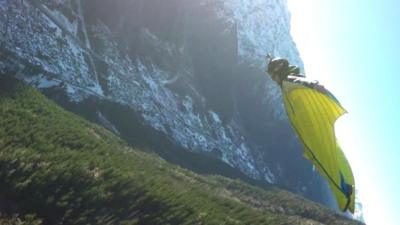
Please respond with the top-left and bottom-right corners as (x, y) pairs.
(267, 58), (289, 76)
(267, 58), (289, 84)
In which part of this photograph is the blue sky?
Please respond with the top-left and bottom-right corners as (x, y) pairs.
(287, 0), (400, 224)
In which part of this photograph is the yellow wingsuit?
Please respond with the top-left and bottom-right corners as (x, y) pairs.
(282, 79), (355, 213)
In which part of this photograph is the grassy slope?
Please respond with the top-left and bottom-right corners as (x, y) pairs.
(0, 76), (363, 225)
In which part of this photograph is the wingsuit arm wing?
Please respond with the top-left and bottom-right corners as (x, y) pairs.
(282, 80), (355, 213)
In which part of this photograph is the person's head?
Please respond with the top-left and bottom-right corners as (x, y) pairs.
(267, 58), (289, 84)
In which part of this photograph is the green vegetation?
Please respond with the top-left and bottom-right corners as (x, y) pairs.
(0, 76), (362, 225)
(0, 213), (43, 225)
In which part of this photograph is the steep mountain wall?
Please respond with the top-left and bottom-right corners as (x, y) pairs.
(0, 0), (339, 210)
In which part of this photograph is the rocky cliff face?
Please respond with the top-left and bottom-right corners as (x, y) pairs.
(0, 0), (337, 210)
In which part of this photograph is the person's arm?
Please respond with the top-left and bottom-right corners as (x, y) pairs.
(287, 76), (325, 91)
